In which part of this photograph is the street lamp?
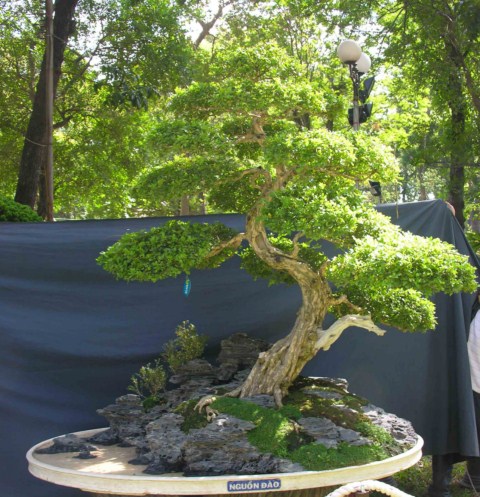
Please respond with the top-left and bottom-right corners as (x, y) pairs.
(337, 40), (374, 130)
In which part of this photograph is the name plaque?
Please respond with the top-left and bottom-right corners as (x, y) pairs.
(227, 479), (282, 492)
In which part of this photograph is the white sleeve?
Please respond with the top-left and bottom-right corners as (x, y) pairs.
(468, 311), (480, 393)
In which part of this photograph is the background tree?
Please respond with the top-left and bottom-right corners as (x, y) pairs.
(6, 0), (193, 218)
(373, 71), (446, 202)
(98, 38), (477, 405)
(2, 0), (479, 223)
(14, 0), (79, 213)
(333, 0), (480, 228)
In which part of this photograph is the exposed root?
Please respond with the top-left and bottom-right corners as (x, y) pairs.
(205, 406), (219, 422)
(194, 388), (242, 421)
(225, 386), (242, 398)
(273, 387), (283, 408)
(194, 395), (217, 413)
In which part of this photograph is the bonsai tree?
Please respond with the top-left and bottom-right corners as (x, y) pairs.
(98, 41), (477, 406)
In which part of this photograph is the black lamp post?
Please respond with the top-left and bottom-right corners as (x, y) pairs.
(336, 40), (373, 130)
(336, 40), (381, 202)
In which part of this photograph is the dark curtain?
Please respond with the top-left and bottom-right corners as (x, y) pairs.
(0, 199), (478, 496)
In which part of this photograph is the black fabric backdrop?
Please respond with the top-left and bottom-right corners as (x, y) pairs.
(1, 199), (479, 497)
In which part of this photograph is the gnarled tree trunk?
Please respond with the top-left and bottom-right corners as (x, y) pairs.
(221, 195), (385, 406)
(238, 278), (331, 405)
(444, 33), (467, 228)
(231, 200), (332, 405)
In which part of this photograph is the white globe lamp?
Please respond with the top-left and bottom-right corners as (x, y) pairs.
(356, 53), (371, 74)
(336, 39), (362, 64)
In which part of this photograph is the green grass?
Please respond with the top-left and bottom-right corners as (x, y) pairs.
(283, 388), (369, 429)
(393, 458), (472, 497)
(176, 392), (475, 495)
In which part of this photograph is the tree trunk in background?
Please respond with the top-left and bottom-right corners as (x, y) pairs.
(15, 0), (78, 212)
(418, 166), (427, 201)
(44, 0), (55, 221)
(449, 156), (465, 228)
(445, 40), (467, 229)
(470, 210), (480, 233)
(180, 195), (190, 216)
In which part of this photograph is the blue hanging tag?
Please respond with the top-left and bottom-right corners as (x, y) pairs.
(183, 276), (191, 297)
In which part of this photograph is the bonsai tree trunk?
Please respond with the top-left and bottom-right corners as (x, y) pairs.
(236, 277), (330, 405)
(227, 200), (384, 406)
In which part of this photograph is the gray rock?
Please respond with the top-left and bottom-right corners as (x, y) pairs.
(362, 404), (417, 447)
(36, 434), (97, 454)
(144, 413), (187, 471)
(217, 362), (239, 381)
(337, 405), (359, 417)
(205, 415), (257, 433)
(303, 389), (343, 400)
(75, 450), (97, 459)
(217, 370), (250, 392)
(182, 415), (255, 473)
(275, 459), (305, 473)
(87, 428), (119, 446)
(298, 417), (339, 440)
(182, 415), (290, 476)
(217, 334), (271, 378)
(299, 417), (340, 448)
(164, 378), (217, 408)
(96, 394), (145, 439)
(169, 359), (218, 385)
(337, 427), (369, 445)
(298, 417), (368, 449)
(314, 438), (338, 449)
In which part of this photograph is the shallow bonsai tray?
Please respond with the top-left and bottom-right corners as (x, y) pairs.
(27, 428), (423, 496)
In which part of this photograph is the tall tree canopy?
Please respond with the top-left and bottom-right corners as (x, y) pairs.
(3, 0), (194, 217)
(333, 0), (480, 227)
(0, 0), (479, 226)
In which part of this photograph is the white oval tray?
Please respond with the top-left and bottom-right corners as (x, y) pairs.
(27, 428), (423, 496)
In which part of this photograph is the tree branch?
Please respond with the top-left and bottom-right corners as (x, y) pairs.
(53, 116), (73, 129)
(60, 36), (108, 95)
(291, 231), (304, 257)
(315, 314), (386, 352)
(193, 1), (234, 50)
(220, 166), (272, 189)
(318, 260), (329, 277)
(328, 294), (362, 313)
(205, 232), (245, 260)
(236, 114), (266, 144)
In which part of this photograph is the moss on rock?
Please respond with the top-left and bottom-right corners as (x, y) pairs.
(174, 399), (209, 433)
(207, 378), (410, 472)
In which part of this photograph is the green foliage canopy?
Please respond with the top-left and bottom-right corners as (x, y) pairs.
(98, 31), (477, 335)
(97, 220), (239, 281)
(328, 231), (477, 331)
